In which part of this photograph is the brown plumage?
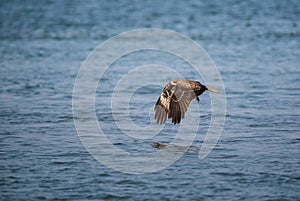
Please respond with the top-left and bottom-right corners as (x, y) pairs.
(154, 79), (221, 125)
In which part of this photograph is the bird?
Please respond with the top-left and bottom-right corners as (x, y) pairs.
(154, 79), (222, 125)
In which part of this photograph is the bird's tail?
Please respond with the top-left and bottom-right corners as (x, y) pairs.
(206, 86), (222, 94)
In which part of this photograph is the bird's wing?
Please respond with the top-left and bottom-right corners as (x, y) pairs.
(154, 88), (170, 125)
(154, 82), (197, 125)
(170, 86), (197, 124)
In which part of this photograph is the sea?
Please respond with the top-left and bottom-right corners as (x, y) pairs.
(1, 0), (299, 200)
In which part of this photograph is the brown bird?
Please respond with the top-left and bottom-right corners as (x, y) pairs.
(154, 79), (222, 125)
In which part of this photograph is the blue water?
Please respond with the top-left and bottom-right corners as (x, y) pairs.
(1, 0), (300, 200)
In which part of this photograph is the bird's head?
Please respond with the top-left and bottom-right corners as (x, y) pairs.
(195, 81), (222, 94)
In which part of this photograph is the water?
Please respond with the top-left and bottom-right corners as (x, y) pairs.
(1, 0), (299, 200)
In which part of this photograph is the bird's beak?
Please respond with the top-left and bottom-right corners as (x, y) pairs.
(206, 86), (222, 94)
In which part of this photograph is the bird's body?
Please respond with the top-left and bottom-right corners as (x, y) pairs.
(154, 79), (221, 125)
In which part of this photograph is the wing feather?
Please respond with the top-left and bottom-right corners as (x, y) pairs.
(169, 87), (197, 124)
(154, 95), (169, 124)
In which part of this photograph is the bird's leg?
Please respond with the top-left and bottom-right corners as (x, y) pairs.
(196, 97), (200, 103)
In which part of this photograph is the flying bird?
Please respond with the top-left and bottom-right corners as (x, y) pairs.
(154, 79), (222, 125)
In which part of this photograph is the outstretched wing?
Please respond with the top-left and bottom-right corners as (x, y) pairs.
(154, 81), (197, 124)
(169, 86), (197, 124)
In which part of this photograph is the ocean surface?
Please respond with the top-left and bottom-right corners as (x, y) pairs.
(1, 0), (299, 200)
